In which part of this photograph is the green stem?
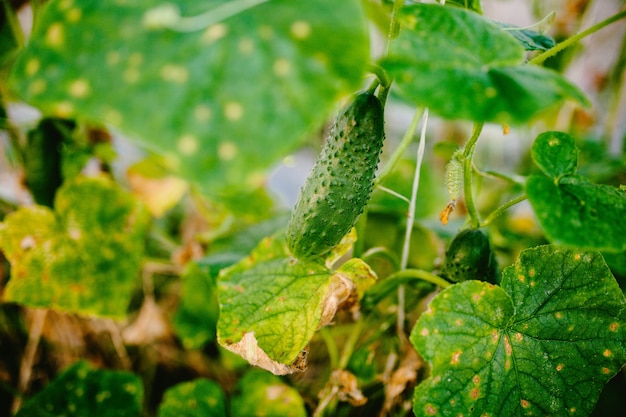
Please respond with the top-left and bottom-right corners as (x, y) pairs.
(462, 122), (484, 229)
(353, 209), (368, 259)
(529, 9), (626, 66)
(387, 269), (452, 289)
(385, 0), (406, 54)
(480, 193), (527, 228)
(319, 327), (339, 370)
(361, 246), (401, 271)
(338, 319), (365, 370)
(368, 64), (392, 89)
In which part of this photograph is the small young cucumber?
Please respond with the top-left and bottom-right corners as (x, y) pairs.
(440, 229), (498, 283)
(287, 91), (385, 261)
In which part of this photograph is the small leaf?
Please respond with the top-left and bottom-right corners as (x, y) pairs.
(410, 245), (626, 417)
(531, 131), (578, 177)
(526, 175), (626, 252)
(16, 361), (143, 417)
(381, 4), (587, 123)
(217, 232), (355, 374)
(230, 370), (307, 417)
(444, 0), (483, 13)
(495, 22), (556, 51)
(8, 0), (370, 194)
(158, 379), (226, 417)
(0, 176), (149, 318)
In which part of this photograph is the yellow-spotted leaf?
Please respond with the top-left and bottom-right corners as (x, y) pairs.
(410, 245), (626, 417)
(0, 176), (149, 318)
(8, 0), (369, 194)
(217, 232), (369, 374)
(158, 379), (226, 417)
(15, 361), (142, 417)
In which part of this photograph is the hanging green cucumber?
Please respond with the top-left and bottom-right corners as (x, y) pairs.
(287, 90), (385, 261)
(440, 228), (498, 283)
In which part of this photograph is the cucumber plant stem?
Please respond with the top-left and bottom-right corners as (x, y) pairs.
(529, 9), (626, 66)
(462, 122), (484, 229)
(480, 193), (527, 228)
(387, 269), (452, 289)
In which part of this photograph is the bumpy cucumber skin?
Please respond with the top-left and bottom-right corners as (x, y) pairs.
(287, 92), (385, 261)
(441, 229), (498, 283)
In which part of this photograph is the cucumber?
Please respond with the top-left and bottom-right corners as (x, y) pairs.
(440, 229), (498, 283)
(287, 91), (385, 261)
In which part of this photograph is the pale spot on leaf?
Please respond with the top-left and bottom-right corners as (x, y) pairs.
(69, 79), (90, 98)
(105, 109), (123, 126)
(66, 8), (81, 22)
(160, 64), (188, 83)
(26, 59), (40, 75)
(106, 51), (121, 66)
(238, 38), (254, 54)
(128, 52), (143, 67)
(258, 25), (273, 40)
(124, 68), (140, 83)
(603, 349), (612, 357)
(46, 23), (65, 47)
(424, 404), (438, 415)
(202, 23), (228, 43)
(224, 101), (244, 121)
(28, 79), (47, 96)
(291, 20), (311, 39)
(177, 134), (199, 155)
(218, 141), (238, 161)
(53, 101), (74, 118)
(273, 58), (290, 76)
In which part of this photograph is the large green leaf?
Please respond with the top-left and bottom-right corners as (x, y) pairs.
(526, 131), (626, 252)
(0, 176), (149, 318)
(381, 4), (587, 123)
(527, 175), (626, 252)
(230, 370), (307, 417)
(157, 379), (226, 417)
(15, 361), (143, 417)
(410, 245), (626, 417)
(8, 0), (370, 193)
(217, 231), (376, 374)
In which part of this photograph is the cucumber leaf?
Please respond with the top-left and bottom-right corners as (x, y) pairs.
(382, 4), (588, 123)
(527, 131), (626, 252)
(0, 176), (149, 319)
(495, 22), (556, 51)
(158, 379), (226, 417)
(8, 0), (370, 195)
(230, 370), (307, 417)
(444, 0), (483, 14)
(531, 130), (578, 177)
(411, 245), (626, 417)
(526, 175), (626, 252)
(217, 232), (376, 374)
(15, 361), (142, 417)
